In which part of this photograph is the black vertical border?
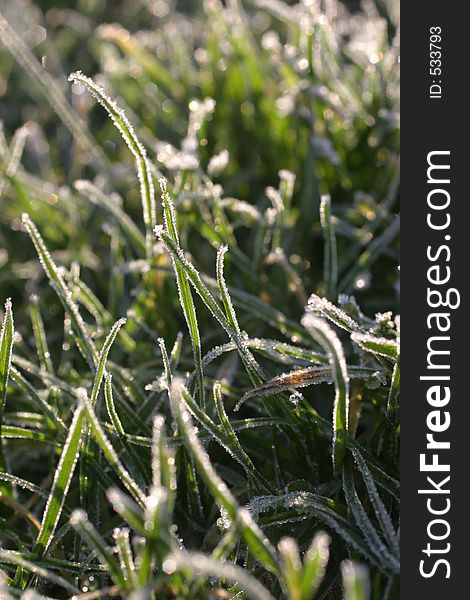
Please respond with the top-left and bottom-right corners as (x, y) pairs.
(401, 3), (467, 596)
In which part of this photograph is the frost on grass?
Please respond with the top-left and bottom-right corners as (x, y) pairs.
(305, 293), (361, 333)
(68, 71), (157, 253)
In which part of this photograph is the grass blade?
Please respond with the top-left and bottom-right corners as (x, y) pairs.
(68, 71), (157, 257)
(0, 298), (14, 496)
(22, 214), (97, 367)
(302, 314), (349, 474)
(82, 393), (146, 506)
(27, 396), (85, 579)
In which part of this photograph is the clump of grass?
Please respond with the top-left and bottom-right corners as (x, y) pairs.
(0, 0), (399, 598)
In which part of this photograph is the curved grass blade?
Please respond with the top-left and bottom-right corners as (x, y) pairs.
(0, 549), (79, 594)
(21, 214), (97, 367)
(158, 179), (205, 408)
(179, 381), (270, 493)
(306, 294), (361, 333)
(155, 222), (264, 388)
(216, 245), (241, 333)
(104, 374), (149, 485)
(0, 298), (14, 496)
(29, 295), (54, 374)
(301, 314), (349, 474)
(68, 71), (157, 257)
(90, 318), (126, 406)
(238, 365), (383, 406)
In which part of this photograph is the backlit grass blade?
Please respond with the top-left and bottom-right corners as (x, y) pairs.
(22, 214), (97, 367)
(90, 317), (126, 406)
(341, 561), (370, 600)
(300, 532), (330, 600)
(31, 397), (85, 561)
(320, 194), (338, 301)
(302, 314), (349, 474)
(278, 537), (303, 600)
(155, 223), (264, 387)
(69, 71), (157, 257)
(164, 551), (276, 600)
(351, 332), (398, 361)
(216, 245), (241, 333)
(169, 378), (280, 576)
(0, 298), (14, 496)
(342, 463), (399, 574)
(350, 448), (399, 557)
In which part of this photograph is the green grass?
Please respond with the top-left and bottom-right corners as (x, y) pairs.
(0, 0), (399, 598)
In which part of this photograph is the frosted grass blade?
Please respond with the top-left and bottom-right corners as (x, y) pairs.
(104, 374), (149, 485)
(155, 224), (264, 387)
(158, 179), (205, 407)
(302, 314), (349, 474)
(216, 245), (241, 333)
(169, 378), (280, 576)
(164, 551), (276, 600)
(0, 298), (14, 495)
(90, 318), (126, 405)
(179, 382), (270, 492)
(300, 532), (330, 600)
(69, 71), (157, 256)
(351, 332), (398, 361)
(22, 214), (97, 367)
(30, 398), (85, 562)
